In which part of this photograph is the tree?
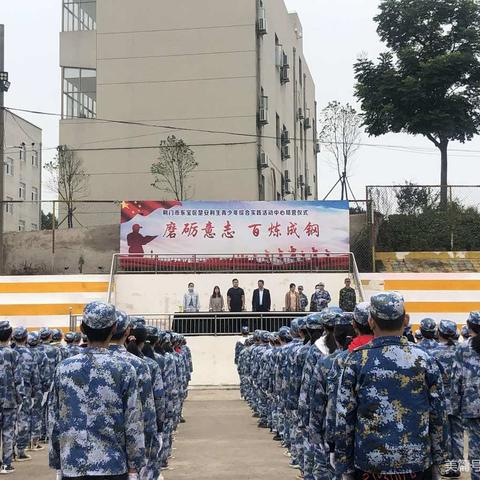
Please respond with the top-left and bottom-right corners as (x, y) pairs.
(354, 0), (480, 207)
(41, 210), (57, 230)
(395, 182), (438, 215)
(44, 145), (89, 228)
(151, 135), (198, 200)
(319, 101), (362, 200)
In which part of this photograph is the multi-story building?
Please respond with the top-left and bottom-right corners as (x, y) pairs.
(59, 0), (318, 224)
(3, 110), (42, 232)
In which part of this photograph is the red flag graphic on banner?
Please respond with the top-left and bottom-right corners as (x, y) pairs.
(121, 200), (181, 224)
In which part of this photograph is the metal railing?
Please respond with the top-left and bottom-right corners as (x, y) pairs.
(112, 252), (352, 274)
(70, 311), (310, 336)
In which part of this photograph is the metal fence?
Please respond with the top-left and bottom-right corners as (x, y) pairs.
(70, 312), (310, 336)
(366, 185), (480, 267)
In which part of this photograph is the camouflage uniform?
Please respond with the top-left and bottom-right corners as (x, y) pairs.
(13, 327), (41, 456)
(49, 301), (145, 477)
(0, 321), (18, 470)
(418, 318), (439, 353)
(27, 332), (50, 446)
(432, 320), (464, 469)
(336, 293), (449, 476)
(452, 312), (480, 480)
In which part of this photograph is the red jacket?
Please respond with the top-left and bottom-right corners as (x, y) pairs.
(348, 335), (374, 352)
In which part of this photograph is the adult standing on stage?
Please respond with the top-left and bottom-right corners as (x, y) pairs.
(183, 282), (200, 313)
(227, 279), (245, 312)
(252, 280), (271, 312)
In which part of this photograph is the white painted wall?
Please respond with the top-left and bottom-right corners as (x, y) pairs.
(188, 336), (241, 386)
(113, 272), (349, 313)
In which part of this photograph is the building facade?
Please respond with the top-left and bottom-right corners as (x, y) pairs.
(3, 110), (42, 232)
(59, 0), (317, 225)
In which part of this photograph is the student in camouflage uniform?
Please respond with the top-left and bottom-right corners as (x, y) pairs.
(0, 321), (20, 474)
(109, 311), (160, 480)
(336, 292), (449, 480)
(452, 311), (480, 480)
(49, 301), (145, 479)
(12, 326), (40, 462)
(432, 319), (462, 478)
(27, 331), (49, 453)
(418, 318), (439, 352)
(338, 278), (356, 312)
(64, 332), (82, 358)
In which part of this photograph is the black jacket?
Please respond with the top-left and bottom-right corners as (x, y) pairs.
(252, 288), (271, 312)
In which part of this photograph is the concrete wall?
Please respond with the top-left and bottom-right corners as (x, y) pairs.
(3, 224), (118, 275)
(114, 272), (349, 313)
(188, 336), (240, 386)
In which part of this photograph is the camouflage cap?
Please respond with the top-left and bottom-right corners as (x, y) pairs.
(336, 312), (354, 327)
(0, 320), (11, 332)
(306, 312), (323, 330)
(12, 326), (28, 341)
(438, 319), (457, 337)
(82, 301), (117, 330)
(468, 311), (480, 326)
(354, 302), (370, 326)
(414, 330), (423, 341)
(420, 317), (437, 333)
(114, 310), (131, 336)
(370, 292), (405, 321)
(297, 317), (308, 330)
(461, 325), (470, 338)
(241, 326), (250, 335)
(39, 327), (51, 340)
(321, 307), (344, 327)
(73, 332), (82, 342)
(278, 326), (292, 341)
(64, 332), (76, 343)
(290, 319), (300, 336)
(261, 331), (271, 343)
(51, 329), (63, 341)
(27, 331), (40, 346)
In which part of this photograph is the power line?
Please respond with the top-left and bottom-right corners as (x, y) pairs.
(6, 106), (480, 156)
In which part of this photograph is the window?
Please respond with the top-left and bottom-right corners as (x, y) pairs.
(32, 150), (39, 167)
(63, 0), (96, 32)
(19, 144), (26, 161)
(5, 197), (13, 215)
(299, 58), (303, 86)
(5, 157), (13, 176)
(276, 114), (281, 148)
(18, 220), (25, 232)
(19, 182), (26, 200)
(31, 224), (38, 231)
(62, 67), (97, 118)
(31, 187), (39, 202)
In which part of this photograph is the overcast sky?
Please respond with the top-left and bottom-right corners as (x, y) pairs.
(1, 0), (480, 203)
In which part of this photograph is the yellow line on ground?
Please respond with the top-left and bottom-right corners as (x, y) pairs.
(405, 302), (480, 313)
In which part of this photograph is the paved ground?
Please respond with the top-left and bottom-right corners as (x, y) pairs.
(164, 388), (295, 479)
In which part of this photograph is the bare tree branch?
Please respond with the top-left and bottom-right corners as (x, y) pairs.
(44, 145), (89, 228)
(151, 135), (198, 200)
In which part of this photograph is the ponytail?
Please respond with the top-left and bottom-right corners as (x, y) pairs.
(468, 322), (480, 355)
(439, 331), (456, 347)
(142, 341), (156, 360)
(324, 325), (337, 355)
(126, 327), (147, 359)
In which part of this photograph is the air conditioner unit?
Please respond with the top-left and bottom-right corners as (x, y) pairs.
(257, 16), (267, 35)
(281, 130), (290, 145)
(282, 145), (291, 160)
(298, 107), (304, 120)
(280, 65), (290, 84)
(304, 117), (311, 129)
(259, 108), (269, 125)
(306, 185), (313, 197)
(258, 151), (269, 169)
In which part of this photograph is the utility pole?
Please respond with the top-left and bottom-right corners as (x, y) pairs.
(0, 25), (5, 275)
